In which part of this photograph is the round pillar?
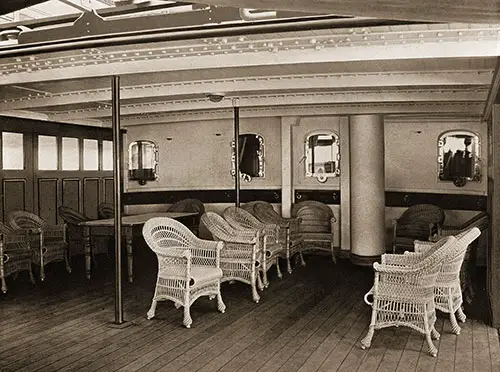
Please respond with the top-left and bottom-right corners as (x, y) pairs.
(349, 114), (385, 265)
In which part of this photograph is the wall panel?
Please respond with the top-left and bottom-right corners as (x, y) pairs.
(38, 178), (58, 224)
(62, 178), (80, 211)
(83, 178), (100, 219)
(3, 179), (26, 220)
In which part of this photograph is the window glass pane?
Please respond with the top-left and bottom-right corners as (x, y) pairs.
(62, 137), (79, 170)
(83, 139), (99, 170)
(38, 135), (58, 170)
(102, 140), (113, 171)
(2, 132), (24, 170)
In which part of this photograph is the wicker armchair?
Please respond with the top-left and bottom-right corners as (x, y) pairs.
(142, 217), (226, 328)
(0, 222), (34, 293)
(361, 235), (458, 357)
(223, 206), (285, 287)
(436, 212), (488, 304)
(392, 204), (445, 253)
(98, 203), (114, 219)
(201, 211), (262, 303)
(291, 200), (336, 262)
(167, 199), (205, 236)
(242, 201), (304, 274)
(58, 206), (109, 262)
(412, 227), (481, 334)
(8, 210), (70, 281)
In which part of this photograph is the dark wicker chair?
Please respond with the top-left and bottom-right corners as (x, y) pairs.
(0, 221), (34, 293)
(58, 206), (109, 263)
(392, 204), (445, 254)
(98, 203), (114, 219)
(291, 200), (336, 262)
(167, 199), (205, 236)
(8, 210), (70, 281)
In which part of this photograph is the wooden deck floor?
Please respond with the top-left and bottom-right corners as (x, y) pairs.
(0, 248), (499, 372)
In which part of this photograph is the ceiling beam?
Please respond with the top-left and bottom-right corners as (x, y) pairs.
(1, 71), (491, 111)
(0, 0), (50, 16)
(190, 0), (500, 24)
(45, 89), (487, 121)
(106, 101), (484, 126)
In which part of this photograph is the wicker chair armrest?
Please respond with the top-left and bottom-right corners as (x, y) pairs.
(381, 253), (419, 266)
(41, 224), (67, 239)
(413, 239), (434, 253)
(156, 247), (191, 260)
(373, 261), (420, 275)
(189, 241), (222, 268)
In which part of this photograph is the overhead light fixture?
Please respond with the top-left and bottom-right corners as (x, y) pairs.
(207, 93), (226, 103)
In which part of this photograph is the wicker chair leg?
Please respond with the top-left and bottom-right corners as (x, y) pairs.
(251, 271), (260, 303)
(431, 326), (440, 340)
(217, 289), (226, 313)
(65, 254), (72, 274)
(276, 258), (283, 279)
(331, 243), (337, 264)
(457, 307), (466, 322)
(146, 299), (158, 320)
(40, 263), (45, 282)
(286, 249), (292, 274)
(183, 305), (193, 328)
(360, 326), (374, 349)
(425, 331), (438, 357)
(257, 272), (265, 291)
(261, 259), (269, 288)
(449, 312), (461, 334)
(1, 277), (6, 293)
(299, 251), (306, 267)
(28, 266), (35, 284)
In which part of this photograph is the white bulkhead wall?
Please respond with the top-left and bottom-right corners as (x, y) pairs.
(124, 115), (488, 257)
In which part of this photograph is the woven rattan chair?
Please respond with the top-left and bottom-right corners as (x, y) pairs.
(436, 212), (488, 304)
(98, 203), (114, 219)
(223, 206), (285, 287)
(291, 200), (336, 262)
(392, 204), (445, 253)
(58, 206), (109, 263)
(242, 201), (303, 274)
(0, 222), (34, 293)
(8, 210), (70, 281)
(142, 217), (226, 328)
(201, 211), (262, 303)
(411, 227), (481, 334)
(167, 199), (205, 236)
(361, 235), (458, 357)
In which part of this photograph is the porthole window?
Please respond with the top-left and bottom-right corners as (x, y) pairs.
(304, 132), (340, 183)
(438, 130), (481, 187)
(231, 133), (265, 182)
(128, 140), (159, 185)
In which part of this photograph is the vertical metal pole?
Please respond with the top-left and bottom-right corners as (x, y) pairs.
(112, 75), (124, 325)
(233, 98), (240, 207)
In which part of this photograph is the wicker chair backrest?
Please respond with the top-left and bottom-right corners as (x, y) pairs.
(98, 203), (114, 219)
(291, 200), (334, 218)
(58, 206), (90, 225)
(8, 210), (45, 230)
(0, 221), (13, 234)
(292, 203), (333, 233)
(167, 199), (205, 215)
(223, 206), (265, 230)
(143, 217), (221, 266)
(395, 204), (445, 240)
(201, 212), (238, 241)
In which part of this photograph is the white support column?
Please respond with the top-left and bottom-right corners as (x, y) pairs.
(349, 114), (386, 265)
(281, 117), (297, 218)
(339, 116), (350, 254)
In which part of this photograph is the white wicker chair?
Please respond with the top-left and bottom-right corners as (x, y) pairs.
(8, 210), (70, 281)
(410, 227), (481, 334)
(201, 211), (262, 303)
(0, 223), (35, 293)
(142, 217), (226, 328)
(361, 235), (458, 357)
(242, 201), (303, 274)
(223, 206), (285, 287)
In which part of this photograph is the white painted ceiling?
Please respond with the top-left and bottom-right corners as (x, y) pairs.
(0, 2), (498, 127)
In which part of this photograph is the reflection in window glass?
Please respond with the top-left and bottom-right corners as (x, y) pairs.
(2, 132), (24, 170)
(62, 137), (79, 170)
(83, 139), (99, 170)
(102, 140), (113, 171)
(38, 135), (58, 170)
